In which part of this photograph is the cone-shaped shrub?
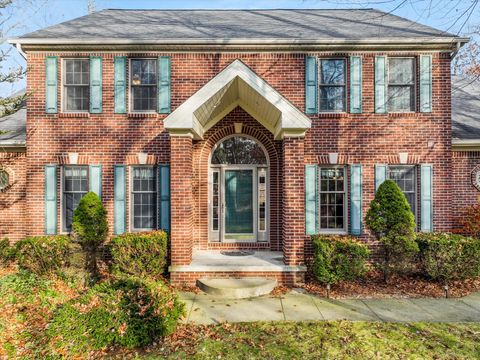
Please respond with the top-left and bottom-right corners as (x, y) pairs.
(365, 180), (418, 281)
(72, 192), (108, 281)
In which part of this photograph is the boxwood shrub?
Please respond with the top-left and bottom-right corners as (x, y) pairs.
(0, 238), (16, 266)
(311, 235), (370, 286)
(47, 276), (185, 353)
(417, 233), (480, 284)
(15, 235), (70, 274)
(110, 231), (168, 279)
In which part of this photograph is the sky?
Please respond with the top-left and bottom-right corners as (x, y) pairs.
(1, 0), (479, 96)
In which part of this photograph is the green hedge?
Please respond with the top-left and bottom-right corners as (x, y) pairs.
(15, 235), (70, 274)
(417, 233), (480, 284)
(0, 239), (16, 266)
(110, 231), (168, 279)
(47, 276), (185, 352)
(311, 235), (370, 286)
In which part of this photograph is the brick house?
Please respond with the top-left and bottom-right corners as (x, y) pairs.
(0, 9), (477, 285)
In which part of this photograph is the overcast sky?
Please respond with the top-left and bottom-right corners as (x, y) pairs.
(1, 0), (478, 96)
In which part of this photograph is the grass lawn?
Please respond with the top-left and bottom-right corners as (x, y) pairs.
(137, 321), (480, 359)
(1, 268), (480, 359)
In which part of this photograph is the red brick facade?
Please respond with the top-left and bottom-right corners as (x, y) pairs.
(0, 151), (26, 242)
(0, 50), (478, 285)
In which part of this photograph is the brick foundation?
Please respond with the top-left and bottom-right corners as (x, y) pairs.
(170, 270), (305, 287)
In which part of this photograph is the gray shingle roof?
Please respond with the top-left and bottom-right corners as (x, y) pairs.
(0, 108), (26, 147)
(452, 76), (480, 141)
(13, 9), (460, 43)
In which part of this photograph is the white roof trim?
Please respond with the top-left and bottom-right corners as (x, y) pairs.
(163, 59), (311, 140)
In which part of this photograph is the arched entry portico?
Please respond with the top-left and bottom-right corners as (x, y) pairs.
(209, 135), (269, 243)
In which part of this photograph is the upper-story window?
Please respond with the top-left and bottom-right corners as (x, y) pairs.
(130, 59), (157, 112)
(388, 58), (415, 112)
(63, 59), (90, 112)
(319, 59), (346, 112)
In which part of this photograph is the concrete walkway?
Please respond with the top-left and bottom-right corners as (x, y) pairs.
(179, 290), (480, 324)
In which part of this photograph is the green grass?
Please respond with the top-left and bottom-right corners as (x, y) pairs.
(141, 321), (480, 360)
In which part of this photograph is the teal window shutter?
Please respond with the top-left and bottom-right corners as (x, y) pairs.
(374, 56), (387, 114)
(420, 55), (432, 113)
(114, 165), (126, 234)
(375, 164), (387, 191)
(158, 56), (171, 114)
(45, 56), (58, 113)
(114, 56), (127, 114)
(420, 164), (433, 232)
(350, 56), (362, 114)
(44, 165), (57, 234)
(157, 164), (170, 231)
(350, 164), (362, 235)
(89, 165), (102, 198)
(305, 165), (318, 235)
(305, 56), (318, 114)
(89, 57), (102, 113)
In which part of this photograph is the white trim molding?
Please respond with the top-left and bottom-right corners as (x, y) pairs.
(452, 139), (480, 151)
(163, 59), (311, 140)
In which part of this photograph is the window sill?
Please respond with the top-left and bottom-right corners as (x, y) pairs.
(59, 112), (90, 118)
(127, 112), (158, 119)
(318, 230), (348, 235)
(317, 112), (347, 118)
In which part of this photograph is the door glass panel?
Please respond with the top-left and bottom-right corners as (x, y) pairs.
(258, 169), (266, 232)
(225, 170), (253, 234)
(212, 171), (219, 231)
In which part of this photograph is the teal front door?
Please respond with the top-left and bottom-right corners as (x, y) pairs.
(224, 169), (254, 238)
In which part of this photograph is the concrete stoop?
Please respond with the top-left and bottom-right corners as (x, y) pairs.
(197, 277), (277, 299)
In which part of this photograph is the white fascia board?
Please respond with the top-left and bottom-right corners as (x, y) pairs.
(9, 37), (469, 46)
(164, 59), (311, 138)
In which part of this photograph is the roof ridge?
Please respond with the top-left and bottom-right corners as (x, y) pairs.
(101, 8), (376, 11)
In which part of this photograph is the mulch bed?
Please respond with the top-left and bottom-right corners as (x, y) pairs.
(302, 269), (480, 299)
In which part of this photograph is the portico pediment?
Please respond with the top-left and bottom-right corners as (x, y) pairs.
(163, 59), (311, 140)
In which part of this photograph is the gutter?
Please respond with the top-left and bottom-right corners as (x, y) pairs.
(452, 139), (480, 151)
(15, 43), (27, 59)
(9, 36), (470, 46)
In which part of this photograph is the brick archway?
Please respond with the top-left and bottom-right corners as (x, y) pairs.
(192, 109), (282, 251)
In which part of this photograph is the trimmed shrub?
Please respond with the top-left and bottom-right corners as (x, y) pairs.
(365, 180), (418, 281)
(47, 276), (185, 353)
(110, 231), (168, 279)
(15, 235), (70, 274)
(0, 238), (16, 265)
(72, 192), (108, 280)
(417, 233), (480, 285)
(311, 235), (370, 286)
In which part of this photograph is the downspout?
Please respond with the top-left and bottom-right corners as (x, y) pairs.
(16, 43), (27, 60)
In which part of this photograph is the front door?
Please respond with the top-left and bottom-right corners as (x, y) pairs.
(224, 169), (254, 241)
(209, 136), (269, 243)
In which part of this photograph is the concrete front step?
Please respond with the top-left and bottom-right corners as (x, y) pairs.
(197, 277), (277, 299)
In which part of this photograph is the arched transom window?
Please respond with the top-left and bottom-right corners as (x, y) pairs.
(211, 136), (267, 165)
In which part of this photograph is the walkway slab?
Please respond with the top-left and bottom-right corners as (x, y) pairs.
(412, 298), (480, 322)
(365, 299), (436, 322)
(189, 293), (284, 324)
(281, 293), (324, 321)
(180, 290), (480, 324)
(311, 297), (379, 321)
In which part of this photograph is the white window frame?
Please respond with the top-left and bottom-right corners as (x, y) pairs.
(128, 58), (158, 114)
(318, 58), (347, 113)
(318, 165), (348, 234)
(61, 165), (89, 233)
(387, 164), (418, 221)
(129, 165), (158, 232)
(62, 58), (90, 113)
(387, 57), (417, 113)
